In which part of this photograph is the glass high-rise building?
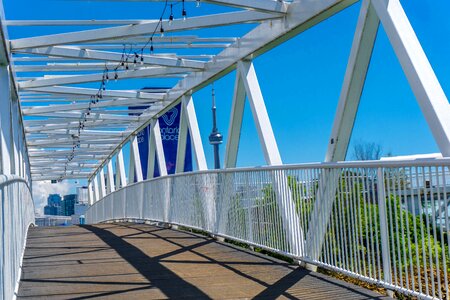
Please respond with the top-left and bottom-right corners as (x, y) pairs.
(43, 194), (62, 216)
(62, 194), (77, 216)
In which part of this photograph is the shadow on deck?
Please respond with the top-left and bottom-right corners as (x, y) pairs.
(18, 223), (391, 299)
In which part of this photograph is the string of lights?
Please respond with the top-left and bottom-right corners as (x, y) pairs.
(60, 0), (197, 181)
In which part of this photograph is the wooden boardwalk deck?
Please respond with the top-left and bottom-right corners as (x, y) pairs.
(18, 223), (391, 299)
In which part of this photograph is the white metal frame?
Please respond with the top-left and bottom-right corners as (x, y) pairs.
(3, 0), (364, 181)
(311, 0), (450, 264)
(147, 119), (168, 179)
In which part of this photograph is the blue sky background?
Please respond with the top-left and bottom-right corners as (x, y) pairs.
(3, 0), (450, 201)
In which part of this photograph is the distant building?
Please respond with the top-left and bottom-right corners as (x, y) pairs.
(44, 205), (58, 216)
(47, 194), (61, 206)
(43, 194), (62, 216)
(76, 186), (88, 204)
(62, 194), (77, 216)
(74, 203), (87, 216)
(72, 203), (88, 225)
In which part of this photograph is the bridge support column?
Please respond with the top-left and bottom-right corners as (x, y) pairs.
(309, 0), (450, 263)
(131, 135), (143, 182)
(93, 173), (100, 203)
(0, 66), (13, 175)
(371, 0), (450, 156)
(308, 0), (380, 262)
(107, 160), (115, 193)
(174, 96), (215, 230)
(147, 119), (167, 179)
(224, 60), (304, 256)
(176, 95), (207, 172)
(88, 180), (94, 205)
(99, 168), (106, 199)
(116, 148), (127, 188)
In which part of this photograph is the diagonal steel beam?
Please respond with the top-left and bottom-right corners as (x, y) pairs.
(18, 66), (194, 89)
(13, 46), (206, 69)
(22, 86), (166, 100)
(10, 11), (281, 49)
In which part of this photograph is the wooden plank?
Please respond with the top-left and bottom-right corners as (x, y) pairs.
(18, 223), (392, 299)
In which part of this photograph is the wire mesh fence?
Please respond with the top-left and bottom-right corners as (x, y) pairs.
(87, 159), (450, 299)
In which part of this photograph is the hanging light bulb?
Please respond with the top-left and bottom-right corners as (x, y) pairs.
(140, 50), (144, 65)
(159, 17), (164, 37)
(196, 0), (200, 7)
(105, 73), (109, 83)
(150, 44), (154, 54)
(133, 52), (137, 68)
(182, 0), (187, 21)
(169, 4), (174, 25)
(114, 72), (119, 82)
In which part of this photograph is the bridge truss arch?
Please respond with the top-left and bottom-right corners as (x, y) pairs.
(0, 0), (447, 186)
(0, 0), (450, 299)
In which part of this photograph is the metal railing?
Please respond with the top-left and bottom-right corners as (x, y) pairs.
(86, 159), (450, 299)
(0, 175), (35, 300)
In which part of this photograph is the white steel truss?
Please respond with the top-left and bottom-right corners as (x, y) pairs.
(0, 0), (447, 183)
(308, 0), (450, 266)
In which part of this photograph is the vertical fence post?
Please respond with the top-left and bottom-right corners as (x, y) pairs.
(0, 182), (4, 300)
(376, 167), (394, 297)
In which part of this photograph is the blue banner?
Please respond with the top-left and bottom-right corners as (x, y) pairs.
(130, 102), (192, 181)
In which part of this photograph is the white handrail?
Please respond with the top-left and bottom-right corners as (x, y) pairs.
(0, 175), (35, 300)
(87, 160), (450, 299)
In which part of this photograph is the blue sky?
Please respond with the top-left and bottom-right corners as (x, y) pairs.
(4, 0), (450, 197)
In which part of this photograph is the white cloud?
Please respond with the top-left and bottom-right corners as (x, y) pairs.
(32, 180), (74, 215)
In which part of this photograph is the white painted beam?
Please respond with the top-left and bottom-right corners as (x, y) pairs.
(88, 181), (94, 205)
(238, 60), (281, 165)
(182, 95), (207, 170)
(326, 0), (379, 162)
(13, 46), (206, 69)
(152, 119), (167, 176)
(131, 135), (143, 182)
(128, 141), (136, 184)
(175, 101), (188, 173)
(0, 66), (13, 175)
(372, 0), (450, 157)
(4, 19), (159, 26)
(107, 159), (115, 193)
(93, 174), (100, 202)
(22, 86), (166, 100)
(117, 148), (127, 187)
(22, 99), (163, 115)
(19, 66), (194, 89)
(10, 11), (280, 49)
(224, 69), (245, 168)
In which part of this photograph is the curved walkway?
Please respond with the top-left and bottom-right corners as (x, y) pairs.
(18, 223), (391, 299)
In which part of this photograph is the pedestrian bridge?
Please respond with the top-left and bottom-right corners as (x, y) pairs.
(1, 0), (450, 299)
